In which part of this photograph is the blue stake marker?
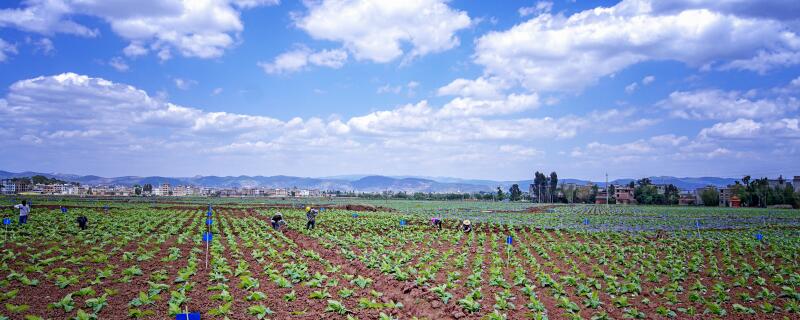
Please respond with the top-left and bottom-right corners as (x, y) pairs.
(400, 220), (406, 226)
(203, 232), (213, 242)
(175, 313), (201, 320)
(207, 210), (212, 217)
(756, 233), (763, 241)
(583, 218), (589, 225)
(2, 218), (10, 225)
(506, 235), (513, 245)
(206, 218), (213, 226)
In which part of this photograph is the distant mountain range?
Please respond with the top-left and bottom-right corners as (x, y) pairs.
(0, 170), (741, 193)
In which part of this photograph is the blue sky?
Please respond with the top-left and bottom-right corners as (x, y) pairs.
(0, 0), (799, 181)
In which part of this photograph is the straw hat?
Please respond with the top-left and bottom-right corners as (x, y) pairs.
(305, 206), (311, 211)
(463, 220), (471, 226)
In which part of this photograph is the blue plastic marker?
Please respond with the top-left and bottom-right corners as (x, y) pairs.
(176, 313), (201, 320)
(206, 218), (213, 226)
(506, 235), (513, 245)
(61, 207), (67, 213)
(2, 218), (10, 225)
(207, 210), (212, 217)
(400, 220), (407, 226)
(203, 232), (213, 242)
(352, 213), (358, 218)
(756, 233), (763, 241)
(583, 218), (589, 225)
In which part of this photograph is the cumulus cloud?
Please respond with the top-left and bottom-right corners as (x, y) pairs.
(295, 0), (471, 63)
(437, 77), (508, 99)
(659, 88), (799, 120)
(0, 0), (279, 59)
(259, 47), (348, 74)
(472, 0), (800, 92)
(699, 118), (800, 139)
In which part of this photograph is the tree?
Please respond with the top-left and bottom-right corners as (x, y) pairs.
(134, 184), (142, 196)
(549, 172), (558, 203)
(496, 187), (505, 201)
(700, 187), (720, 207)
(533, 171), (546, 203)
(628, 181), (635, 189)
(509, 184), (522, 201)
(143, 184), (153, 194)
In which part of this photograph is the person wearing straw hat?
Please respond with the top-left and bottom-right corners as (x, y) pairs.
(306, 208), (318, 230)
(461, 220), (472, 233)
(270, 212), (285, 230)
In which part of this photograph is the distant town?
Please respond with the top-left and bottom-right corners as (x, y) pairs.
(2, 174), (798, 208)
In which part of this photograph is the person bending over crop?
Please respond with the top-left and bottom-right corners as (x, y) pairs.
(271, 212), (285, 230)
(14, 200), (30, 224)
(76, 215), (88, 230)
(306, 208), (318, 230)
(431, 217), (443, 231)
(461, 220), (472, 233)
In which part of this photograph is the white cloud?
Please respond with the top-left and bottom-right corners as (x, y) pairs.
(699, 118), (800, 139)
(123, 42), (148, 57)
(109, 57), (130, 72)
(295, 0), (471, 63)
(31, 38), (54, 55)
(624, 82), (638, 94)
(0, 0), (279, 59)
(259, 47), (348, 74)
(499, 144), (542, 158)
(659, 88), (799, 120)
(0, 38), (16, 62)
(173, 78), (197, 90)
(437, 77), (508, 99)
(519, 1), (553, 17)
(642, 75), (655, 85)
(438, 93), (540, 118)
(377, 81), (420, 96)
(473, 0), (800, 92)
(212, 88), (224, 96)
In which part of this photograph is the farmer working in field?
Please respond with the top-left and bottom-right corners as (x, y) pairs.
(431, 217), (443, 231)
(306, 207), (318, 230)
(14, 200), (30, 224)
(461, 220), (472, 233)
(271, 212), (285, 230)
(76, 215), (88, 230)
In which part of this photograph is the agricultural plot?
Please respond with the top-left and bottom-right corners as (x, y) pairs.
(0, 203), (798, 319)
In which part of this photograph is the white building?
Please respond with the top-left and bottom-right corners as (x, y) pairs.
(1, 180), (16, 195)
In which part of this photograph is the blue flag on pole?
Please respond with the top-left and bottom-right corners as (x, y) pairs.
(506, 236), (513, 245)
(203, 232), (213, 242)
(2, 218), (10, 225)
(175, 313), (201, 320)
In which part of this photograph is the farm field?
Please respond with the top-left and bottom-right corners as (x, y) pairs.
(0, 200), (798, 319)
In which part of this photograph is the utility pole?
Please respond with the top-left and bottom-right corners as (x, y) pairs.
(605, 173), (609, 208)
